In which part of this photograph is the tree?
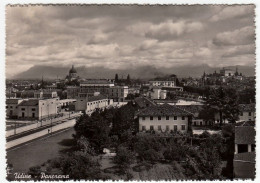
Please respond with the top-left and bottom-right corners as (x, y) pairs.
(59, 151), (102, 180)
(127, 74), (131, 84)
(115, 74), (119, 83)
(205, 87), (239, 125)
(114, 146), (135, 171)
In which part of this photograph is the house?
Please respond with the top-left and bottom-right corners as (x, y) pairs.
(17, 98), (59, 120)
(6, 98), (24, 119)
(214, 103), (255, 123)
(136, 104), (192, 133)
(234, 121), (255, 179)
(108, 86), (128, 102)
(238, 104), (255, 122)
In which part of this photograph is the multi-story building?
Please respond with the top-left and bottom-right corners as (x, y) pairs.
(79, 80), (114, 97)
(136, 104), (192, 133)
(6, 98), (24, 119)
(108, 86), (128, 102)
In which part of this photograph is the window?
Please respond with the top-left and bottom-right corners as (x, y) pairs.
(240, 112), (243, 116)
(200, 122), (202, 126)
(21, 108), (25, 111)
(142, 117), (145, 120)
(158, 116), (161, 120)
(142, 126), (146, 131)
(174, 125), (177, 131)
(166, 125), (169, 131)
(166, 116), (169, 120)
(174, 116), (177, 120)
(150, 126), (154, 131)
(182, 116), (185, 120)
(158, 125), (161, 131)
(194, 122), (196, 126)
(249, 112), (252, 116)
(10, 106), (13, 109)
(32, 108), (36, 111)
(150, 116), (153, 120)
(181, 125), (186, 130)
(6, 106), (8, 109)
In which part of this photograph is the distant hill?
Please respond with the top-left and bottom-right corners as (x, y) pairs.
(11, 64), (255, 80)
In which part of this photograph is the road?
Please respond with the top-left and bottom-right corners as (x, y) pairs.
(6, 127), (75, 173)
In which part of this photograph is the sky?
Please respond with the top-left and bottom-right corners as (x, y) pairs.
(6, 5), (255, 78)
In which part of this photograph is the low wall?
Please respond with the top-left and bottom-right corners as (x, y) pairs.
(6, 112), (81, 137)
(6, 119), (76, 149)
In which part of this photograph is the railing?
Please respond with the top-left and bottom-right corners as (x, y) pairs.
(6, 112), (82, 137)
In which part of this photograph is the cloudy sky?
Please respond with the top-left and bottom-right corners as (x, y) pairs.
(6, 5), (255, 78)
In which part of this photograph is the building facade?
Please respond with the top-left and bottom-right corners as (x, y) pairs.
(137, 104), (192, 133)
(108, 86), (128, 102)
(6, 99), (24, 119)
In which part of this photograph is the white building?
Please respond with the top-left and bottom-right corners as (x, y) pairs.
(148, 88), (167, 100)
(137, 104), (192, 133)
(16, 98), (59, 120)
(75, 94), (113, 114)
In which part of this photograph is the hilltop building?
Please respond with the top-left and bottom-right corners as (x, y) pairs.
(65, 65), (79, 82)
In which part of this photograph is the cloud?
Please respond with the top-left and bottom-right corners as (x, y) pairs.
(5, 5), (255, 78)
(222, 44), (255, 58)
(212, 26), (255, 46)
(210, 5), (255, 22)
(128, 20), (204, 40)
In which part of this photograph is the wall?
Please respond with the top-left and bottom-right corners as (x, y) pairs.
(6, 119), (76, 149)
(139, 116), (188, 132)
(6, 112), (81, 137)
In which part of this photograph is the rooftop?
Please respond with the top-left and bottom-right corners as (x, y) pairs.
(134, 97), (156, 108)
(177, 105), (203, 114)
(80, 80), (113, 85)
(17, 99), (39, 106)
(6, 99), (22, 104)
(136, 103), (193, 117)
(235, 126), (255, 144)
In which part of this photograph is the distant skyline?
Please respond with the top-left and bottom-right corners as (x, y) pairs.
(6, 5), (255, 78)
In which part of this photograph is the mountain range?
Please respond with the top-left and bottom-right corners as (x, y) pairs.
(11, 64), (255, 80)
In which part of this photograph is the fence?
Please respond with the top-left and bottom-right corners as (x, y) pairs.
(6, 112), (81, 137)
(6, 119), (76, 149)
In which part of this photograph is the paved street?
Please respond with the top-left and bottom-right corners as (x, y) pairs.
(7, 127), (75, 173)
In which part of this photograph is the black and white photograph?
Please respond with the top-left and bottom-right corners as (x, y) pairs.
(4, 4), (256, 181)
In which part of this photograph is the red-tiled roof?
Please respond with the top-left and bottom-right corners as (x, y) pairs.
(234, 152), (255, 163)
(239, 104), (255, 112)
(235, 126), (255, 144)
(17, 100), (39, 106)
(136, 103), (193, 117)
